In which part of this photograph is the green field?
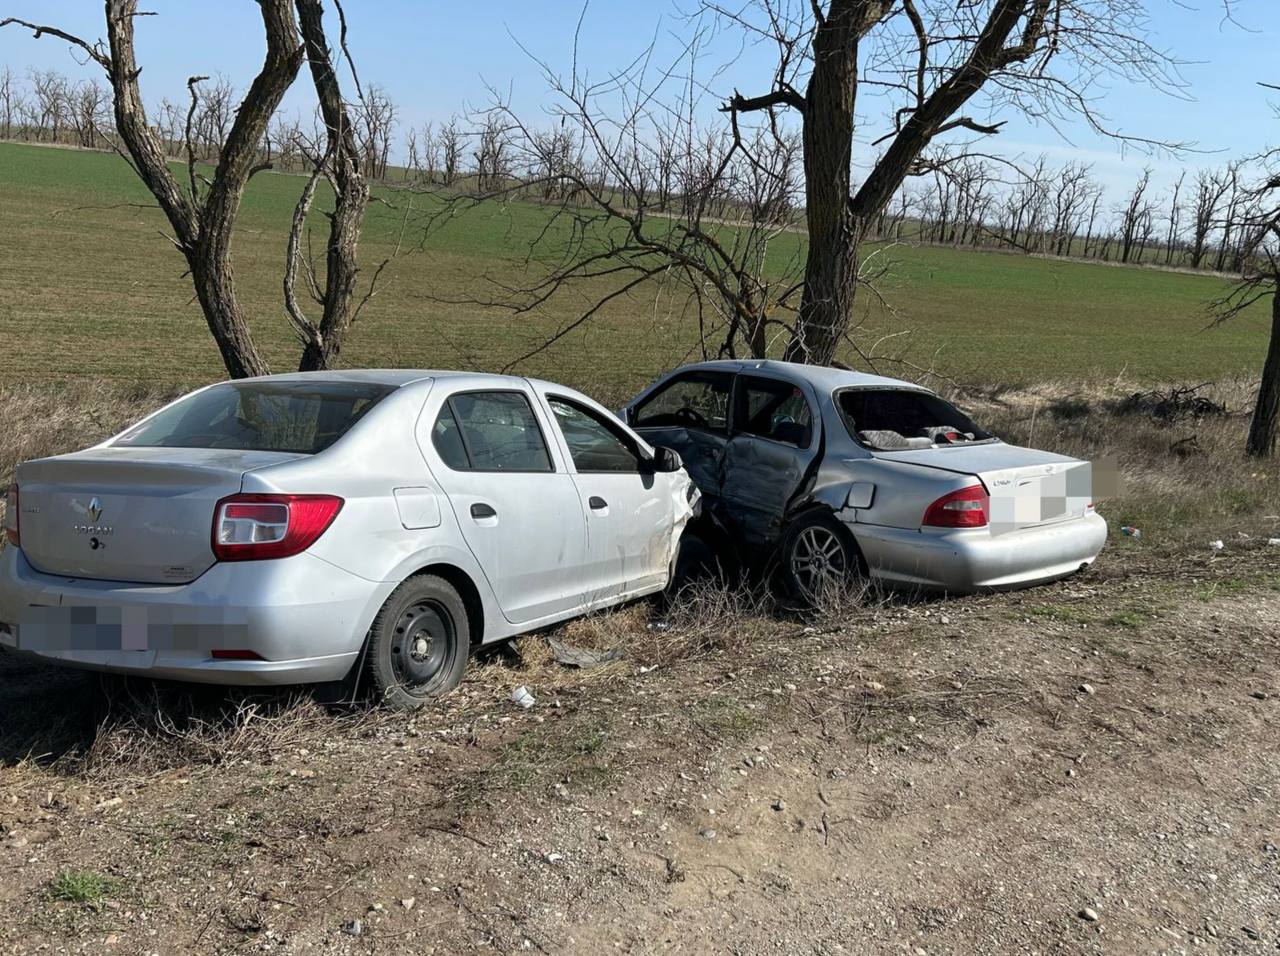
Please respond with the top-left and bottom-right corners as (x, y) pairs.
(0, 141), (1267, 401)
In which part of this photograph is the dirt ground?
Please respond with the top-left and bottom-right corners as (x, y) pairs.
(0, 546), (1277, 955)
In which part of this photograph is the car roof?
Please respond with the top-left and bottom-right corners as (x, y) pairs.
(672, 359), (929, 393)
(224, 369), (537, 389)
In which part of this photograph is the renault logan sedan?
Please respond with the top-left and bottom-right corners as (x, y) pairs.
(621, 360), (1105, 599)
(0, 371), (695, 709)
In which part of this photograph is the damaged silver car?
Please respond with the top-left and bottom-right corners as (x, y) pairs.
(622, 360), (1106, 598)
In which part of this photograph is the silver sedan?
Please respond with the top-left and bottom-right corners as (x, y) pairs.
(622, 360), (1106, 598)
(0, 370), (695, 708)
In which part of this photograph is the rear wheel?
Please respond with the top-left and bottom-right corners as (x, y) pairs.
(364, 575), (469, 710)
(780, 512), (859, 605)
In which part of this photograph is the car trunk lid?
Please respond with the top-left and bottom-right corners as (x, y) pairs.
(873, 443), (1092, 530)
(16, 447), (305, 584)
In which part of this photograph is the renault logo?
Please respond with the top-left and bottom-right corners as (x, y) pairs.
(87, 497), (103, 523)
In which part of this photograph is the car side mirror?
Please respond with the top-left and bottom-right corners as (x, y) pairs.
(649, 445), (683, 473)
(617, 406), (632, 425)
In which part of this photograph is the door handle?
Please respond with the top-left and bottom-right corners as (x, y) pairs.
(470, 502), (497, 519)
(588, 496), (608, 511)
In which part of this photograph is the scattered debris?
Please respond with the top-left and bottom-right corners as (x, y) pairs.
(342, 919), (363, 937)
(400, 897), (416, 911)
(1209, 540), (1225, 551)
(1120, 526), (1141, 538)
(1269, 538), (1280, 547)
(1079, 683), (1096, 696)
(1115, 384), (1226, 424)
(510, 686), (536, 709)
(547, 635), (623, 669)
(1079, 907), (1101, 922)
(94, 797), (123, 812)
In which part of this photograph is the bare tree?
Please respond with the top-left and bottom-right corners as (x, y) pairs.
(69, 79), (110, 148)
(1215, 163), (1243, 273)
(1163, 170), (1185, 265)
(474, 112), (512, 192)
(1118, 168), (1154, 264)
(717, 0), (1183, 365)
(1049, 162), (1099, 257)
(440, 39), (813, 365)
(353, 83), (396, 179)
(3, 0), (379, 377)
(1190, 167), (1231, 269)
(439, 115), (462, 185)
(0, 65), (21, 139)
(1212, 180), (1280, 454)
(282, 0), (378, 371)
(27, 68), (68, 142)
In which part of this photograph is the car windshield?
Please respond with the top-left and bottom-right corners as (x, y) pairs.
(113, 381), (396, 454)
(838, 388), (993, 450)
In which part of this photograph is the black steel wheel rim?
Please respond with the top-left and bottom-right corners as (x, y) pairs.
(390, 600), (454, 692)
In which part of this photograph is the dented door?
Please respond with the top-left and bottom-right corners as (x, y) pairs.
(720, 375), (820, 550)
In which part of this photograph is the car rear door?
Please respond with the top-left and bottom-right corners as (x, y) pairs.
(721, 373), (821, 549)
(540, 392), (675, 601)
(422, 388), (589, 625)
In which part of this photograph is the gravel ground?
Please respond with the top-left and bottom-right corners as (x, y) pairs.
(0, 551), (1277, 954)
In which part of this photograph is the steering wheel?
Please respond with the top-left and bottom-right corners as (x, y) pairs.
(673, 405), (708, 428)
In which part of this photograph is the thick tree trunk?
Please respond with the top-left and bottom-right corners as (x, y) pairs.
(784, 0), (1040, 366)
(783, 2), (864, 366)
(1247, 292), (1280, 458)
(188, 254), (270, 379)
(294, 0), (371, 372)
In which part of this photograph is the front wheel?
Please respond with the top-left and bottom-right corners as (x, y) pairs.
(364, 575), (470, 710)
(780, 512), (860, 605)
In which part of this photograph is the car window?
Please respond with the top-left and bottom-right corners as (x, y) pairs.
(436, 391), (553, 472)
(548, 396), (641, 473)
(838, 389), (992, 449)
(113, 381), (394, 454)
(734, 376), (813, 448)
(431, 404), (470, 470)
(632, 371), (732, 432)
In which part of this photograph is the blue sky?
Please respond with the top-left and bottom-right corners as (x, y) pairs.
(1, 0), (1273, 198)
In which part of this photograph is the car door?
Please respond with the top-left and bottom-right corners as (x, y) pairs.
(541, 393), (675, 601)
(721, 374), (821, 550)
(422, 388), (589, 626)
(626, 370), (733, 502)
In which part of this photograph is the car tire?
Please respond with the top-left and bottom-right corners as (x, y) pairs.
(779, 511), (861, 605)
(364, 575), (470, 710)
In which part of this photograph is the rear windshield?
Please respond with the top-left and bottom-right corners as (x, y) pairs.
(838, 388), (992, 450)
(113, 381), (395, 454)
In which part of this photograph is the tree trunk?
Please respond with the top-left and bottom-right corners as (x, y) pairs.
(783, 2), (864, 365)
(1247, 292), (1280, 457)
(293, 0), (372, 372)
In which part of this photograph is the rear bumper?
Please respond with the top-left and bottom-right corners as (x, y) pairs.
(0, 546), (382, 685)
(848, 511), (1107, 593)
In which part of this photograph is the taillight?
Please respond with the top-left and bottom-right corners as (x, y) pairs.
(212, 494), (343, 561)
(922, 484), (989, 528)
(3, 484), (17, 547)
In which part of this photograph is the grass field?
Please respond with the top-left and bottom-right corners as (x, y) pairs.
(0, 141), (1269, 399)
